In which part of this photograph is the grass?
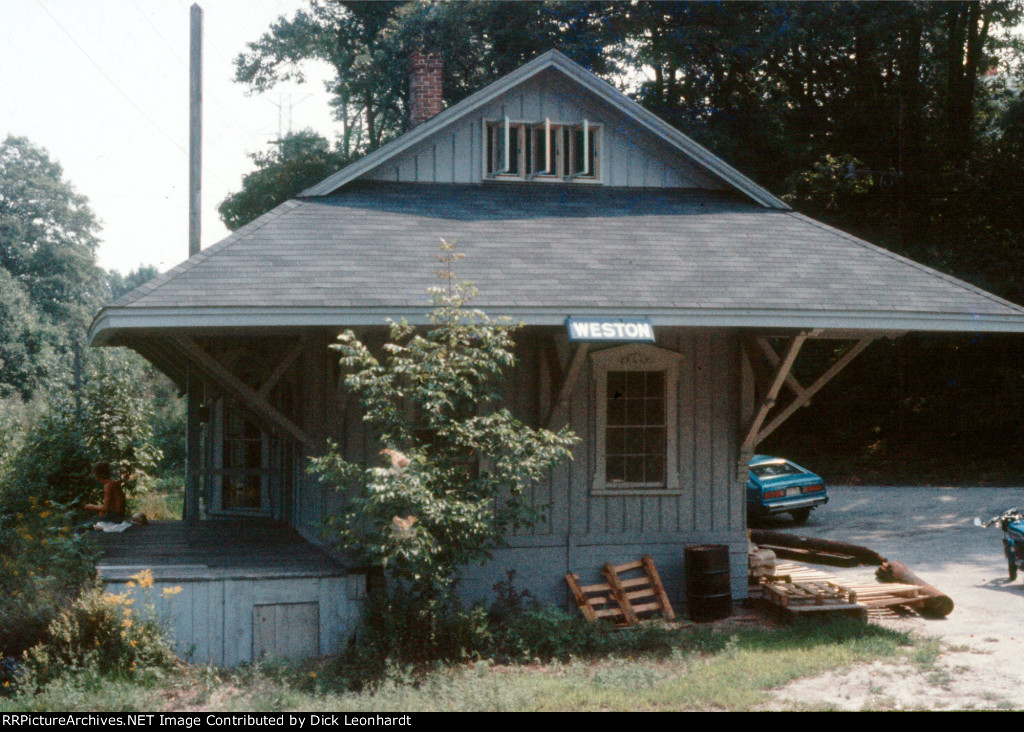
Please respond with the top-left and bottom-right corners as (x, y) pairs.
(0, 618), (922, 712)
(131, 489), (183, 521)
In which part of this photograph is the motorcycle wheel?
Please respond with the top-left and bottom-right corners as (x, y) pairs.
(1009, 556), (1018, 582)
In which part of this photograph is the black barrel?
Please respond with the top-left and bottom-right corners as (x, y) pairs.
(685, 544), (732, 622)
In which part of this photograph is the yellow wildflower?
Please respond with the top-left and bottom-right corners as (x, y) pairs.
(161, 586), (183, 597)
(39, 511), (51, 519)
(130, 569), (155, 588)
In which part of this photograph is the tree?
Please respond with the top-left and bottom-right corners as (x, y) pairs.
(310, 244), (577, 597)
(107, 264), (160, 302)
(218, 130), (353, 230)
(0, 268), (57, 400)
(233, 1), (622, 154)
(0, 135), (105, 329)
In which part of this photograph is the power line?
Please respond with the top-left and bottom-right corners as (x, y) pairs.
(34, 0), (235, 190)
(128, 0), (264, 146)
(34, 0), (188, 157)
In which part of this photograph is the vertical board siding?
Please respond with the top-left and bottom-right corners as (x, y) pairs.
(360, 70), (722, 189)
(102, 573), (364, 667)
(291, 326), (747, 608)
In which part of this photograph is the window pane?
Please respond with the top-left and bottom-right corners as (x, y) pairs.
(624, 456), (644, 483)
(606, 456), (625, 483)
(608, 396), (626, 426)
(605, 369), (668, 486)
(644, 398), (663, 425)
(643, 427), (665, 453)
(508, 126), (520, 175)
(607, 427), (626, 454)
(645, 454), (665, 483)
(645, 371), (664, 399)
(626, 398), (645, 425)
(624, 427), (643, 454)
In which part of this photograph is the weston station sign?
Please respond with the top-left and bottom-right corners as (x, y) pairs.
(566, 317), (656, 343)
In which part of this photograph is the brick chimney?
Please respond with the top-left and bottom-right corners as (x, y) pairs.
(408, 50), (443, 127)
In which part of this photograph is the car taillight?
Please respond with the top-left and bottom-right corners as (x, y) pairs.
(801, 484), (825, 494)
(763, 489), (786, 499)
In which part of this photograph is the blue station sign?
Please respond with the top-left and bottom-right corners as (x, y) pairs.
(566, 317), (656, 343)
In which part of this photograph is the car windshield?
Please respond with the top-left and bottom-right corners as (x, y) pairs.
(751, 462), (804, 479)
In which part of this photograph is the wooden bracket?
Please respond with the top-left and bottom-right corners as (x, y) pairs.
(741, 332), (807, 452)
(170, 336), (310, 445)
(545, 343), (589, 430)
(741, 335), (876, 452)
(257, 338), (306, 398)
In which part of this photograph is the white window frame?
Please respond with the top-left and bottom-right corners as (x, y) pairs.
(591, 343), (683, 496)
(482, 118), (602, 184)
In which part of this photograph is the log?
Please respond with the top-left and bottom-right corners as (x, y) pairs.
(875, 560), (954, 618)
(749, 529), (887, 566)
(757, 544), (860, 568)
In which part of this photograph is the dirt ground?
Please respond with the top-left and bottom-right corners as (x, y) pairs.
(758, 484), (1024, 710)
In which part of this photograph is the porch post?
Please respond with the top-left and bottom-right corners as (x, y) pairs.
(184, 366), (202, 522)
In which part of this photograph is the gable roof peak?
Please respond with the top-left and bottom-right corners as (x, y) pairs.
(300, 48), (789, 209)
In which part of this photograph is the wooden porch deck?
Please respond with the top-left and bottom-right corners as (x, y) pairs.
(93, 519), (348, 582)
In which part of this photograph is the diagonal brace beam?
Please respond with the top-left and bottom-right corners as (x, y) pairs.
(753, 337), (876, 447)
(741, 332), (807, 453)
(756, 336), (807, 400)
(546, 343), (589, 430)
(170, 336), (310, 445)
(257, 338), (306, 398)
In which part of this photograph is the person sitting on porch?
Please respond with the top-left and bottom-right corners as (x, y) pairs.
(83, 461), (126, 526)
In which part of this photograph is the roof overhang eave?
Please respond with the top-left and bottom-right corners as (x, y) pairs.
(89, 306), (1024, 346)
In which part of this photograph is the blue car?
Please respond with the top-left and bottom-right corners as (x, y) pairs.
(746, 455), (828, 525)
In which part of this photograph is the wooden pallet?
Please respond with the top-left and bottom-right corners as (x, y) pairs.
(761, 580), (850, 608)
(565, 573), (630, 625)
(566, 555), (676, 625)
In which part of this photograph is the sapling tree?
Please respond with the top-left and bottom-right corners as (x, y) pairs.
(310, 243), (577, 598)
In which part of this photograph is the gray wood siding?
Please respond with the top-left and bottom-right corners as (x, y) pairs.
(101, 572), (365, 667)
(297, 326), (747, 605)
(362, 70), (723, 189)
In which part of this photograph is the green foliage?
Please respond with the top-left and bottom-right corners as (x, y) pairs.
(311, 244), (577, 595)
(0, 269), (57, 400)
(107, 265), (159, 302)
(218, 130), (356, 231)
(329, 580), (657, 691)
(0, 352), (165, 659)
(0, 135), (104, 330)
(0, 497), (96, 660)
(233, 2), (619, 155)
(81, 350), (163, 492)
(2, 353), (163, 512)
(18, 574), (180, 691)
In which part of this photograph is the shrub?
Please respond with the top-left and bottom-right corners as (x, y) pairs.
(0, 496), (96, 659)
(311, 243), (577, 599)
(329, 571), (687, 690)
(19, 571), (180, 690)
(0, 359), (163, 661)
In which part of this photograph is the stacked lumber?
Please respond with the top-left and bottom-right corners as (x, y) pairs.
(754, 562), (932, 619)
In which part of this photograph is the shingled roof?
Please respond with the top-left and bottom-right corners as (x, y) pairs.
(90, 181), (1024, 345)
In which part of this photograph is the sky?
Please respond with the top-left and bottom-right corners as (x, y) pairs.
(0, 0), (339, 275)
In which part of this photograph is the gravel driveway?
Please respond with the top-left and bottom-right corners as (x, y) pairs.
(763, 484), (1024, 710)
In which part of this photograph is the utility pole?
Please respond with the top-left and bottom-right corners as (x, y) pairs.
(189, 3), (202, 257)
(185, 3), (203, 522)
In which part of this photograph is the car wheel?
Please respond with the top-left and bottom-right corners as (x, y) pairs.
(790, 508), (811, 525)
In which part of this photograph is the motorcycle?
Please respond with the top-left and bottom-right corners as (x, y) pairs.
(975, 508), (1024, 581)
